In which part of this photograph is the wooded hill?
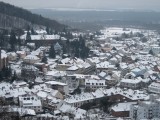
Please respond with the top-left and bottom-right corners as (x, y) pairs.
(0, 2), (65, 31)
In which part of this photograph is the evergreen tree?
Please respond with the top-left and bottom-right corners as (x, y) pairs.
(62, 27), (67, 33)
(90, 35), (93, 40)
(27, 25), (30, 32)
(46, 26), (50, 35)
(12, 71), (17, 82)
(26, 31), (31, 41)
(17, 36), (21, 50)
(49, 45), (56, 58)
(31, 28), (36, 35)
(149, 49), (154, 55)
(112, 47), (117, 51)
(0, 32), (5, 47)
(42, 56), (48, 64)
(10, 30), (17, 51)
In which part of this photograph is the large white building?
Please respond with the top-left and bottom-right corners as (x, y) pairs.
(130, 96), (160, 120)
(85, 79), (107, 91)
(148, 82), (160, 94)
(19, 96), (43, 113)
(120, 79), (141, 89)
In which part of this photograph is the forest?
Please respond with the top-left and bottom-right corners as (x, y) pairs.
(0, 2), (65, 31)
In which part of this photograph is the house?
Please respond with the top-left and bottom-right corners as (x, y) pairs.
(109, 57), (118, 65)
(23, 55), (40, 64)
(105, 71), (121, 85)
(64, 93), (95, 107)
(45, 81), (69, 95)
(66, 66), (80, 75)
(16, 51), (26, 59)
(65, 75), (80, 93)
(21, 33), (61, 47)
(7, 52), (17, 61)
(148, 82), (160, 94)
(110, 102), (137, 117)
(44, 89), (64, 100)
(120, 63), (129, 77)
(130, 97), (160, 120)
(19, 96), (43, 113)
(98, 71), (107, 79)
(120, 79), (142, 89)
(96, 61), (114, 73)
(59, 103), (87, 120)
(21, 65), (39, 80)
(85, 79), (107, 91)
(131, 67), (147, 78)
(103, 87), (149, 102)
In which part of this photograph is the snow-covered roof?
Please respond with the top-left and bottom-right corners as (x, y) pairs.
(59, 104), (86, 119)
(103, 87), (149, 101)
(148, 82), (160, 89)
(16, 51), (26, 54)
(121, 79), (141, 84)
(67, 66), (79, 71)
(45, 81), (67, 86)
(64, 93), (94, 104)
(111, 102), (137, 112)
(24, 54), (40, 60)
(19, 96), (42, 107)
(96, 61), (110, 68)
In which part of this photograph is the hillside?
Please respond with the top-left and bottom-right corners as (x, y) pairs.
(0, 2), (65, 31)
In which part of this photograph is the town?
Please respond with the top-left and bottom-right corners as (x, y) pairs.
(0, 25), (160, 120)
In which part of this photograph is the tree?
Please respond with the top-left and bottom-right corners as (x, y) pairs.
(10, 30), (17, 51)
(49, 45), (56, 58)
(62, 27), (67, 33)
(46, 26), (50, 35)
(141, 37), (148, 43)
(5, 66), (12, 78)
(90, 35), (93, 40)
(149, 49), (154, 55)
(27, 25), (30, 32)
(31, 28), (36, 35)
(112, 47), (117, 51)
(71, 87), (81, 95)
(11, 71), (17, 83)
(115, 63), (120, 69)
(42, 56), (48, 64)
(26, 31), (31, 41)
(17, 36), (21, 50)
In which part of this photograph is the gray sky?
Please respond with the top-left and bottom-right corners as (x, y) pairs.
(1, 0), (160, 11)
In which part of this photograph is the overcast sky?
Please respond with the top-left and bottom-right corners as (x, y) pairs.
(1, 0), (160, 11)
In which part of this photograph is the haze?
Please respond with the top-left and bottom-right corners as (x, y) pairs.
(1, 0), (160, 11)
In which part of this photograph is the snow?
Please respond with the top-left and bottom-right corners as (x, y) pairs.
(111, 102), (137, 112)
(121, 79), (141, 84)
(35, 77), (43, 83)
(16, 51), (26, 54)
(11, 107), (36, 116)
(59, 103), (86, 119)
(64, 93), (94, 104)
(99, 71), (107, 78)
(45, 81), (67, 86)
(67, 66), (79, 71)
(103, 87), (149, 101)
(96, 61), (110, 68)
(19, 96), (42, 107)
(24, 54), (40, 60)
